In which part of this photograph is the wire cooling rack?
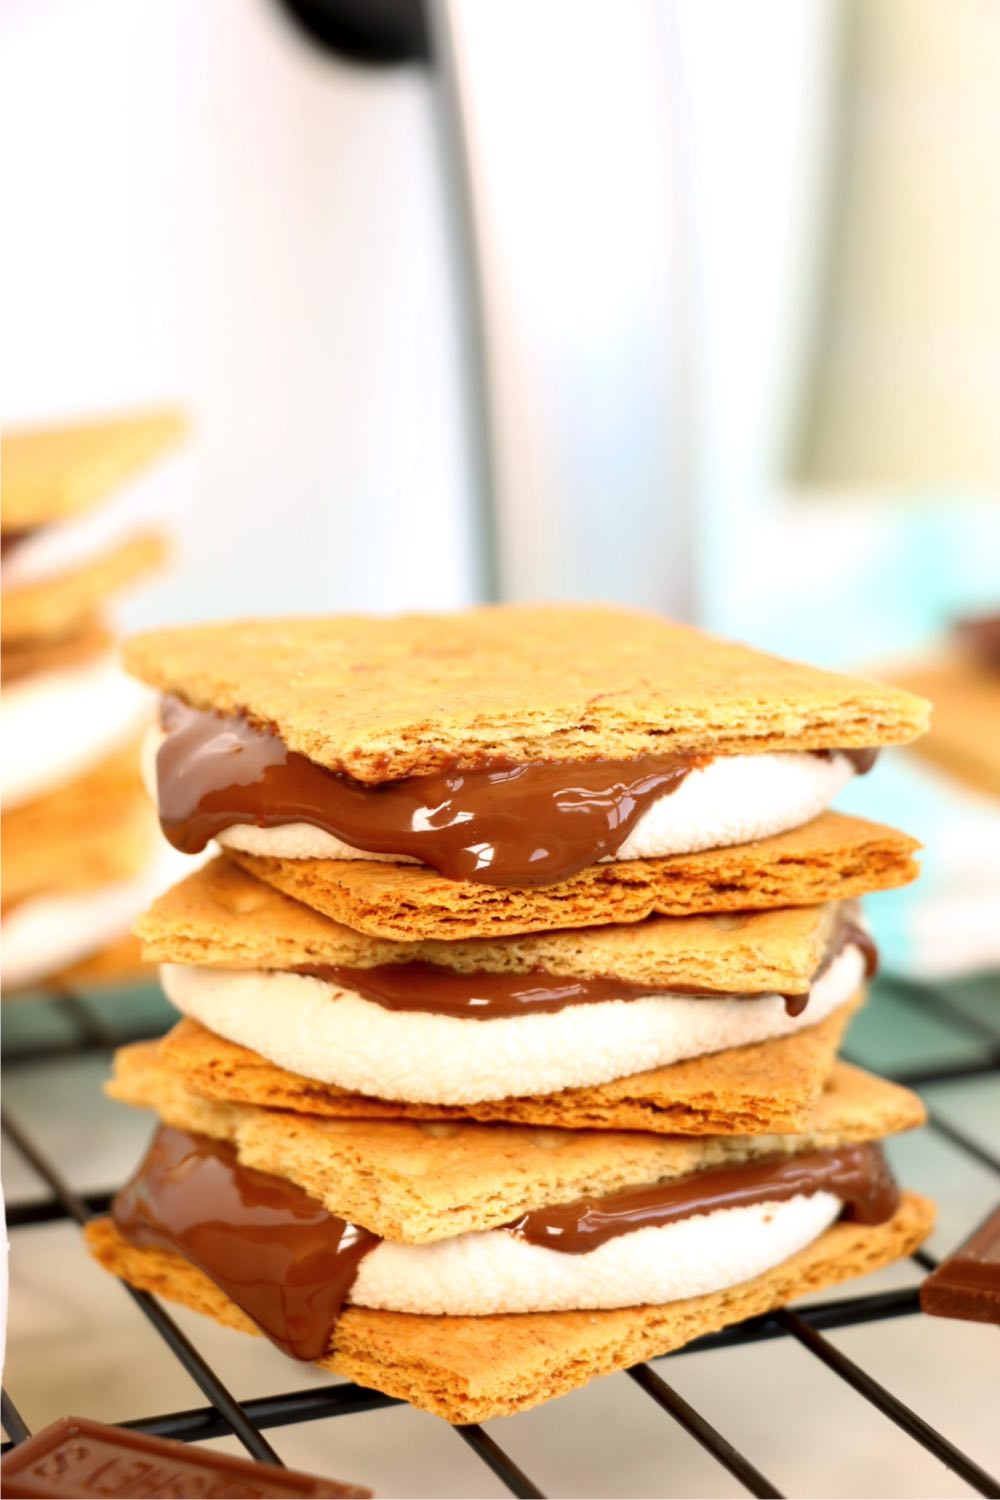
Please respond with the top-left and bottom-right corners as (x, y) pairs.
(2, 977), (999, 1500)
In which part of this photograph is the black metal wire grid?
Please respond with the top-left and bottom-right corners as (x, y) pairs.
(2, 980), (999, 1500)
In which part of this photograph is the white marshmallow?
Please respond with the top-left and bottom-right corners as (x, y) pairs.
(2, 845), (193, 990)
(614, 751), (854, 859)
(2, 473), (158, 590)
(351, 1193), (842, 1315)
(160, 940), (866, 1105)
(1, 657), (152, 808)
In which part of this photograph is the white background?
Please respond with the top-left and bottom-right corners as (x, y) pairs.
(2, 0), (478, 619)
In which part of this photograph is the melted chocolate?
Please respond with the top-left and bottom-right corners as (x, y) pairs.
(956, 611), (1000, 669)
(830, 918), (878, 983)
(111, 1126), (377, 1360)
(295, 910), (877, 1020)
(508, 1142), (899, 1252)
(156, 698), (700, 886)
(780, 912), (877, 1018)
(114, 1128), (898, 1356)
(814, 747), (880, 775)
(303, 957), (819, 1020)
(842, 747), (879, 775)
(0, 528), (33, 559)
(156, 699), (880, 887)
(298, 961), (663, 1017)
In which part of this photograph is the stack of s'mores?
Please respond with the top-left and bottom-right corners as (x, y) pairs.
(2, 410), (184, 991)
(87, 606), (936, 1422)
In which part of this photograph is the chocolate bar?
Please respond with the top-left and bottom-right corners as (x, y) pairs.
(920, 1206), (1000, 1325)
(0, 1416), (371, 1499)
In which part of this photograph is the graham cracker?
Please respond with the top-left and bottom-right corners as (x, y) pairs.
(154, 997), (859, 1136)
(51, 932), (152, 990)
(85, 1193), (934, 1422)
(231, 812), (920, 940)
(107, 1034), (922, 1241)
(1, 409), (186, 530)
(0, 621), (112, 685)
(2, 742), (156, 906)
(139, 855), (841, 994)
(893, 660), (1000, 799)
(2, 533), (168, 646)
(124, 606), (929, 781)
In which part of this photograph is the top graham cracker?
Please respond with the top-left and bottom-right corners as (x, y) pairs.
(1, 408), (186, 530)
(125, 606), (929, 782)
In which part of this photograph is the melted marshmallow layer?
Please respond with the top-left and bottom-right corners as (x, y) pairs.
(349, 1193), (843, 1314)
(160, 941), (866, 1105)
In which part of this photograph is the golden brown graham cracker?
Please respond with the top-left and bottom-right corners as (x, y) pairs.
(1, 409), (186, 530)
(139, 855), (844, 994)
(893, 660), (1000, 799)
(2, 533), (168, 646)
(51, 932), (152, 990)
(85, 1193), (934, 1422)
(153, 995), (858, 1137)
(231, 812), (920, 940)
(107, 1037), (922, 1241)
(124, 606), (929, 780)
(2, 742), (157, 906)
(0, 620), (112, 685)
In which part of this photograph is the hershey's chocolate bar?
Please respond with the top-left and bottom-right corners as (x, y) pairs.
(920, 1205), (1000, 1325)
(0, 1416), (372, 1498)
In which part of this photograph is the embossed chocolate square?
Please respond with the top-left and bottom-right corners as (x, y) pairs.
(0, 1417), (371, 1499)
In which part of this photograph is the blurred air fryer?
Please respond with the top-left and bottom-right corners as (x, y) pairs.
(278, 0), (838, 620)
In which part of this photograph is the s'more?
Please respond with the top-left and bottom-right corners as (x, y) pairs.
(86, 605), (934, 1418)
